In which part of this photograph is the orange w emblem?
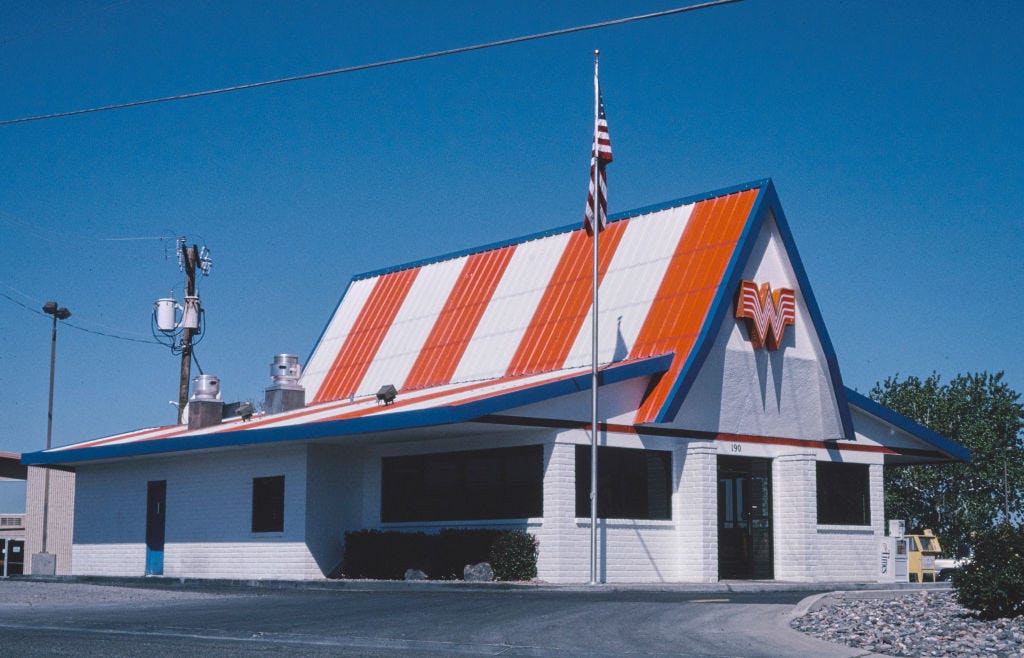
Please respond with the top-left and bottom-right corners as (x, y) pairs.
(735, 280), (796, 350)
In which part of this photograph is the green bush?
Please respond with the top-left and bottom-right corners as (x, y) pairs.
(337, 529), (538, 581)
(952, 523), (1024, 620)
(489, 530), (538, 581)
(340, 530), (432, 579)
(435, 529), (503, 579)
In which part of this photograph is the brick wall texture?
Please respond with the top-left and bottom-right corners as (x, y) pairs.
(70, 431), (887, 583)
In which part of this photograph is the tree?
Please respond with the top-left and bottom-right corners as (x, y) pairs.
(870, 371), (1023, 557)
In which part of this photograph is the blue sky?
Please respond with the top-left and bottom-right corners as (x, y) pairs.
(1, 0), (1021, 511)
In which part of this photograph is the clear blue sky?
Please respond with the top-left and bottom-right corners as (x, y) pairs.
(2, 0), (1021, 511)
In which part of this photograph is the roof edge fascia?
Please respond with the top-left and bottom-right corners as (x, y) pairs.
(653, 180), (856, 441)
(844, 387), (971, 463)
(652, 180), (771, 423)
(354, 179), (772, 282)
(22, 354), (674, 467)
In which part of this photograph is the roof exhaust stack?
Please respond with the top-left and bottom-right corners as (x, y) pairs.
(189, 374), (223, 430)
(265, 354), (305, 415)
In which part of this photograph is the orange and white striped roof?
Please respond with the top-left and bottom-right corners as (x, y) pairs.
(25, 180), (973, 467)
(302, 184), (762, 425)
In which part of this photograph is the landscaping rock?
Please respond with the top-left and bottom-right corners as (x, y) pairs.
(463, 562), (494, 582)
(792, 590), (1024, 657)
(403, 568), (428, 581)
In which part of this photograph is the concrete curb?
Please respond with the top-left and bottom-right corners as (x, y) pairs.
(13, 573), (954, 595)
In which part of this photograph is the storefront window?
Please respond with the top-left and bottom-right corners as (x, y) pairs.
(381, 445), (543, 522)
(816, 462), (870, 525)
(575, 445), (672, 520)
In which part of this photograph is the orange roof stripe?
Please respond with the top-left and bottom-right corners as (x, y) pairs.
(314, 267), (419, 402)
(403, 246), (517, 389)
(504, 222), (627, 376)
(632, 189), (759, 423)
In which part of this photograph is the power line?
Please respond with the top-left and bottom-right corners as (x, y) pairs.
(0, 289), (162, 345)
(0, 0), (743, 127)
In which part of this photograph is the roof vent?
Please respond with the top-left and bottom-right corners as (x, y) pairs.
(265, 354), (305, 415)
(191, 374), (221, 401)
(189, 374), (223, 429)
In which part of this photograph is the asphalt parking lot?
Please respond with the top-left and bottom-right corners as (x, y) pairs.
(0, 578), (873, 656)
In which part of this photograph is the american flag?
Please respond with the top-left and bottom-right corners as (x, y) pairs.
(584, 91), (613, 235)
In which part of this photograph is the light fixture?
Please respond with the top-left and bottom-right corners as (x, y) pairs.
(37, 300), (71, 574)
(376, 384), (397, 405)
(236, 402), (254, 421)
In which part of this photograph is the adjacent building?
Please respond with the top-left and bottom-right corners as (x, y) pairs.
(23, 180), (968, 583)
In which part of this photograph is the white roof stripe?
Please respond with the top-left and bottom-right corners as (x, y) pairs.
(451, 232), (573, 383)
(301, 276), (377, 402)
(356, 255), (468, 395)
(565, 204), (694, 368)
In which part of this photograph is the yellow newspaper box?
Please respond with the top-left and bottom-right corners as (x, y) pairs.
(906, 529), (942, 582)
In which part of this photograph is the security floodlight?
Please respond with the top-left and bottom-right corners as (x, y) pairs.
(237, 402), (254, 421)
(42, 302), (70, 320)
(376, 384), (397, 405)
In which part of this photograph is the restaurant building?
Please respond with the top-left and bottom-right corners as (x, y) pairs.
(23, 180), (968, 582)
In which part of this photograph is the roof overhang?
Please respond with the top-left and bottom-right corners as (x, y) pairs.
(844, 387), (971, 464)
(22, 353), (674, 467)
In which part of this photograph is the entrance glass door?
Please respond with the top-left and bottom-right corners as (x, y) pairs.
(718, 456), (773, 579)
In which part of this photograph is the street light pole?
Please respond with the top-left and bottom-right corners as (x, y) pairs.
(39, 301), (70, 565)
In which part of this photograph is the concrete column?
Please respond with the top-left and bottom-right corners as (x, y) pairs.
(676, 443), (718, 582)
(772, 452), (817, 582)
(536, 440), (578, 583)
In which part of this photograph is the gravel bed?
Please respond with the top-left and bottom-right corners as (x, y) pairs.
(0, 580), (231, 607)
(792, 590), (1024, 657)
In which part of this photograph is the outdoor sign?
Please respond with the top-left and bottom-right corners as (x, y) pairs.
(735, 280), (796, 350)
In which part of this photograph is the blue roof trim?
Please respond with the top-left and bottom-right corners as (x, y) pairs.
(652, 182), (770, 423)
(653, 181), (856, 441)
(766, 184), (856, 440)
(303, 275), (357, 371)
(353, 179), (772, 281)
(22, 354), (674, 466)
(844, 387), (971, 462)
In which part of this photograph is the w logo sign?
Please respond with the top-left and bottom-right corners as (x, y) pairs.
(735, 280), (796, 350)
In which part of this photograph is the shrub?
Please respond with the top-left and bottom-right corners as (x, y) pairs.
(489, 530), (538, 581)
(952, 523), (1024, 620)
(435, 529), (503, 579)
(337, 529), (539, 581)
(341, 530), (432, 579)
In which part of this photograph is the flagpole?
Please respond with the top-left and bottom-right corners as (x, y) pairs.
(588, 49), (600, 586)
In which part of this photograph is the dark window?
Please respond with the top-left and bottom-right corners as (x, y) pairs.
(575, 445), (672, 520)
(252, 476), (285, 533)
(816, 462), (870, 525)
(381, 445), (543, 522)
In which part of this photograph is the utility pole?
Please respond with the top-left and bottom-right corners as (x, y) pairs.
(176, 243), (198, 424)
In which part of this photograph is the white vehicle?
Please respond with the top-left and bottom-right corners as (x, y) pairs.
(935, 556), (971, 581)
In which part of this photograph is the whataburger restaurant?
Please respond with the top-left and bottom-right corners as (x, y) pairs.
(24, 179), (969, 583)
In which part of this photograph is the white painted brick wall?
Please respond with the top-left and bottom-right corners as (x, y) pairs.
(71, 426), (890, 583)
(305, 444), (364, 576)
(813, 463), (884, 581)
(676, 443), (718, 582)
(73, 445), (322, 579)
(773, 452), (817, 581)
